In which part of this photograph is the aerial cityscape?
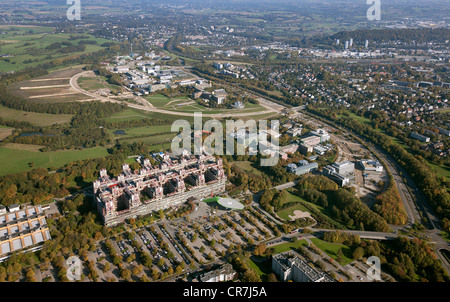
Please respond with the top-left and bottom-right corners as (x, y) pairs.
(0, 0), (448, 293)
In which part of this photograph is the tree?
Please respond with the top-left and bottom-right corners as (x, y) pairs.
(267, 273), (278, 282)
(352, 247), (365, 260)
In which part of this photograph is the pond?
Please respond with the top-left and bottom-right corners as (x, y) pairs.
(113, 130), (127, 135)
(18, 132), (55, 137)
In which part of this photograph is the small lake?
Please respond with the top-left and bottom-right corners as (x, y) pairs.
(113, 130), (127, 135)
(19, 132), (55, 137)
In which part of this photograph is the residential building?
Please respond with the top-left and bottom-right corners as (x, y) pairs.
(93, 151), (227, 226)
(437, 127), (450, 137)
(410, 132), (430, 143)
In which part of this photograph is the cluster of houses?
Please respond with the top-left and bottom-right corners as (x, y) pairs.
(213, 62), (255, 80)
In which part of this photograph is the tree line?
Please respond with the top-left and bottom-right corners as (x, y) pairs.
(308, 106), (450, 235)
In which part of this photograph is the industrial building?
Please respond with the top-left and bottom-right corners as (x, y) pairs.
(0, 205), (51, 260)
(93, 151), (227, 226)
(272, 252), (333, 282)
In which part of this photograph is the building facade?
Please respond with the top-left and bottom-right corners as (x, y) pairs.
(272, 252), (333, 282)
(93, 152), (227, 226)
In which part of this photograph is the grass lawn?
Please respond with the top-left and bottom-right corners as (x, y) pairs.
(105, 108), (195, 123)
(310, 237), (354, 266)
(0, 146), (108, 176)
(275, 191), (320, 219)
(246, 255), (273, 281)
(429, 162), (450, 180)
(108, 125), (173, 137)
(119, 132), (177, 147)
(231, 161), (262, 175)
(270, 239), (308, 254)
(277, 202), (311, 221)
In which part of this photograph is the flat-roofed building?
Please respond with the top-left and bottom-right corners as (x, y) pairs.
(327, 172), (350, 187)
(314, 145), (327, 155)
(300, 135), (321, 147)
(0, 205), (51, 260)
(410, 132), (430, 143)
(331, 161), (355, 175)
(359, 159), (383, 172)
(298, 143), (314, 155)
(272, 252), (333, 282)
(93, 151), (227, 226)
(198, 263), (237, 282)
(437, 127), (450, 137)
(287, 161), (318, 176)
(310, 129), (330, 143)
(287, 127), (303, 137)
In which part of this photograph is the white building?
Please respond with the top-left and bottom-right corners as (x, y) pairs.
(359, 159), (383, 172)
(331, 161), (355, 175)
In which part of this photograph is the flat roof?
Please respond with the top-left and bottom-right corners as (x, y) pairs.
(217, 198), (244, 210)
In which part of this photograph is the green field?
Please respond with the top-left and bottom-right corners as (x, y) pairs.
(0, 26), (113, 72)
(145, 94), (265, 115)
(231, 161), (262, 175)
(0, 105), (73, 126)
(203, 197), (220, 203)
(275, 191), (315, 220)
(270, 239), (309, 254)
(109, 125), (173, 137)
(0, 146), (108, 176)
(78, 76), (122, 91)
(310, 237), (353, 266)
(105, 108), (195, 123)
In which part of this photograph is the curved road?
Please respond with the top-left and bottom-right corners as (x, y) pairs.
(70, 71), (278, 118)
